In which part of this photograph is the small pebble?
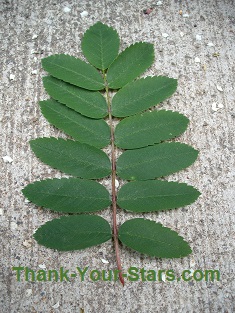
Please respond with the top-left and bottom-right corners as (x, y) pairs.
(179, 10), (183, 15)
(195, 57), (200, 63)
(2, 155), (13, 163)
(211, 102), (223, 112)
(211, 102), (217, 111)
(0, 208), (3, 215)
(23, 239), (32, 248)
(31, 49), (43, 55)
(143, 8), (153, 14)
(115, 179), (119, 188)
(196, 34), (202, 41)
(39, 264), (47, 269)
(31, 70), (38, 75)
(10, 74), (15, 80)
(156, 1), (162, 5)
(183, 13), (189, 18)
(162, 33), (169, 38)
(25, 198), (30, 203)
(217, 85), (223, 92)
(10, 222), (18, 230)
(25, 289), (33, 297)
(80, 11), (88, 17)
(190, 259), (196, 267)
(52, 302), (60, 309)
(103, 180), (109, 186)
(207, 42), (214, 47)
(32, 34), (38, 39)
(63, 7), (71, 13)
(101, 258), (109, 264)
(180, 32), (184, 37)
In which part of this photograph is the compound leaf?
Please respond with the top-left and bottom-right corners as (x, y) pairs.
(40, 99), (110, 148)
(30, 138), (111, 179)
(81, 21), (120, 70)
(23, 22), (200, 270)
(117, 142), (198, 180)
(118, 218), (192, 258)
(22, 178), (111, 213)
(42, 54), (104, 90)
(43, 76), (107, 118)
(107, 42), (154, 89)
(112, 76), (177, 117)
(115, 110), (189, 149)
(34, 215), (112, 251)
(117, 180), (200, 212)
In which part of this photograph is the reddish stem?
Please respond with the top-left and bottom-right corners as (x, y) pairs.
(104, 74), (124, 286)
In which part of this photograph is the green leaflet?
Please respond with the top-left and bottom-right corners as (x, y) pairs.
(30, 138), (111, 179)
(40, 100), (110, 148)
(22, 178), (111, 213)
(41, 54), (104, 91)
(119, 218), (192, 258)
(43, 76), (107, 118)
(117, 180), (200, 212)
(34, 215), (112, 251)
(107, 42), (154, 89)
(112, 76), (177, 117)
(82, 21), (120, 70)
(117, 142), (198, 180)
(115, 110), (189, 149)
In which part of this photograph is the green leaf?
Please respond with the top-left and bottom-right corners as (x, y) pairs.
(40, 99), (110, 148)
(107, 42), (154, 89)
(81, 21), (120, 70)
(117, 180), (200, 212)
(42, 76), (107, 118)
(41, 54), (104, 91)
(25, 22), (201, 269)
(115, 110), (189, 149)
(30, 138), (111, 179)
(34, 215), (112, 251)
(118, 218), (192, 258)
(111, 76), (177, 117)
(22, 178), (111, 213)
(117, 142), (198, 180)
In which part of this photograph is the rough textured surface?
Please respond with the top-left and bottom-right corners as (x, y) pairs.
(1, 0), (234, 312)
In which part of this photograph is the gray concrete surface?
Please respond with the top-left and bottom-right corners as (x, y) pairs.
(1, 0), (235, 312)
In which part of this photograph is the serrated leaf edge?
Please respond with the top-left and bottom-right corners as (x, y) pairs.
(116, 142), (199, 179)
(114, 109), (189, 148)
(111, 76), (178, 117)
(42, 54), (104, 90)
(81, 21), (120, 70)
(117, 180), (201, 213)
(30, 137), (112, 178)
(118, 218), (192, 258)
(22, 177), (111, 210)
(33, 215), (112, 250)
(107, 42), (155, 89)
(39, 100), (110, 148)
(42, 76), (108, 119)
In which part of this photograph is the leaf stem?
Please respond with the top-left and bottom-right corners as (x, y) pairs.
(103, 73), (124, 286)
